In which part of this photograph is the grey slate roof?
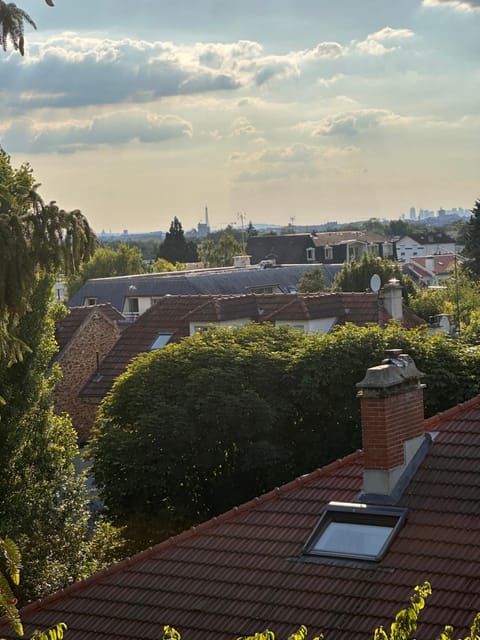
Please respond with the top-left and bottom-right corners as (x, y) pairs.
(67, 264), (341, 312)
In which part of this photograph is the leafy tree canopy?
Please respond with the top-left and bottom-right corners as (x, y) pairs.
(333, 253), (416, 300)
(66, 243), (145, 296)
(198, 232), (244, 267)
(0, 277), (123, 602)
(0, 147), (95, 366)
(90, 321), (480, 548)
(0, 0), (53, 56)
(296, 269), (326, 293)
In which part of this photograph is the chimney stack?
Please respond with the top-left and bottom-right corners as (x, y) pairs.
(357, 350), (425, 497)
(381, 279), (403, 322)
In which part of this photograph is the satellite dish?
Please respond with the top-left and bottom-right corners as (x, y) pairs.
(370, 273), (381, 293)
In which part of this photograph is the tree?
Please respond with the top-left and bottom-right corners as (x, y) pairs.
(198, 232), (244, 267)
(0, 0), (53, 56)
(67, 243), (144, 296)
(296, 269), (325, 293)
(333, 253), (415, 300)
(0, 148), (95, 367)
(461, 199), (480, 279)
(0, 277), (123, 602)
(158, 217), (198, 264)
(90, 322), (480, 549)
(151, 257), (177, 272)
(90, 324), (304, 546)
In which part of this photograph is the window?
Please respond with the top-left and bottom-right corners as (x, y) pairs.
(306, 247), (315, 262)
(85, 297), (97, 306)
(303, 502), (407, 562)
(149, 333), (173, 350)
(128, 297), (139, 313)
(324, 245), (333, 260)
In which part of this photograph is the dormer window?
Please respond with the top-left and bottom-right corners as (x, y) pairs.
(303, 502), (407, 562)
(306, 247), (315, 262)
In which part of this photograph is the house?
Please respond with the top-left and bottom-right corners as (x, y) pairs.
(67, 264), (341, 320)
(246, 231), (394, 266)
(76, 285), (423, 437)
(403, 254), (462, 287)
(395, 232), (456, 262)
(52, 304), (124, 443)
(3, 353), (480, 639)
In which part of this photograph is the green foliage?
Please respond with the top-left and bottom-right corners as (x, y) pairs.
(0, 536), (69, 640)
(158, 217), (198, 264)
(0, 537), (22, 637)
(296, 269), (326, 293)
(90, 324), (304, 545)
(462, 200), (480, 279)
(374, 582), (432, 640)
(66, 243), (144, 295)
(91, 321), (480, 547)
(198, 232), (244, 267)
(407, 266), (480, 338)
(0, 147), (95, 366)
(0, 1), (36, 55)
(151, 257), (186, 273)
(0, 277), (124, 602)
(333, 253), (415, 300)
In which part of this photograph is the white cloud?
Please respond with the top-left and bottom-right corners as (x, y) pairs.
(354, 26), (415, 56)
(297, 109), (405, 137)
(422, 0), (480, 11)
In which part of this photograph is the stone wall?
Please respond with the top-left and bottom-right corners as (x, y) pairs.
(53, 311), (122, 443)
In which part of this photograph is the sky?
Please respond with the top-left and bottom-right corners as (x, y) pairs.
(1, 0), (479, 233)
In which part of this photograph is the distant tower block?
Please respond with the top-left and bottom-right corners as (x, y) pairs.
(409, 207), (416, 221)
(205, 205), (210, 229)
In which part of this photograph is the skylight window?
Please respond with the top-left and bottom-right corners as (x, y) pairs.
(149, 333), (173, 350)
(303, 502), (407, 562)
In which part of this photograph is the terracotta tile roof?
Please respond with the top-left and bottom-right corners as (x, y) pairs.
(3, 396), (480, 640)
(80, 293), (420, 400)
(54, 305), (124, 353)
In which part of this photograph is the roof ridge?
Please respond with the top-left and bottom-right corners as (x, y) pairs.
(423, 394), (480, 430)
(15, 450), (362, 617)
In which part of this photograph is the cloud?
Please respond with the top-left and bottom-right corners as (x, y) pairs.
(231, 116), (260, 137)
(354, 26), (415, 56)
(0, 29), (408, 112)
(422, 0), (480, 11)
(0, 110), (193, 153)
(297, 109), (406, 137)
(259, 144), (318, 163)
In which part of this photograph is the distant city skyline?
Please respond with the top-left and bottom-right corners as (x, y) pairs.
(1, 0), (479, 232)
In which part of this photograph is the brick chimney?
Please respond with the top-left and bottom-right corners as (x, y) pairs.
(356, 350), (426, 497)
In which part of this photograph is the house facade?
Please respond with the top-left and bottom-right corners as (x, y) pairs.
(395, 232), (456, 262)
(403, 254), (462, 287)
(246, 231), (394, 266)
(52, 304), (124, 443)
(4, 354), (480, 640)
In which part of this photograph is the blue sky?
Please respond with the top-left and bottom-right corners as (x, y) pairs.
(1, 0), (479, 232)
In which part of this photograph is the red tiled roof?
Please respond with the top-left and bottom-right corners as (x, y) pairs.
(81, 293), (421, 400)
(54, 305), (124, 353)
(3, 396), (480, 640)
